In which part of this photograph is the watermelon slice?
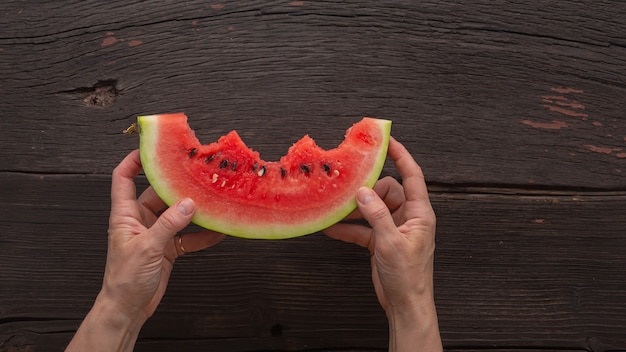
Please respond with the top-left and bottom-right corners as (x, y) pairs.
(138, 113), (391, 239)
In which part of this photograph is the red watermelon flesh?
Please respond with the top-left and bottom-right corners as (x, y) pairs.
(138, 113), (391, 239)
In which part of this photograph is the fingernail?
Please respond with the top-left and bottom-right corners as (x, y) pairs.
(177, 198), (194, 216)
(357, 187), (374, 205)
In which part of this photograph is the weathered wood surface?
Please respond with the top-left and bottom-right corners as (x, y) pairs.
(3, 174), (626, 351)
(1, 0), (626, 351)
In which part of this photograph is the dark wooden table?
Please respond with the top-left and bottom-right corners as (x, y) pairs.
(2, 1), (625, 351)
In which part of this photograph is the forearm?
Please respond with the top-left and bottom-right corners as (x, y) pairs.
(66, 293), (145, 352)
(387, 297), (443, 352)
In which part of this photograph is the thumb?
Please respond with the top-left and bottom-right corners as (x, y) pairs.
(356, 187), (397, 237)
(148, 198), (196, 247)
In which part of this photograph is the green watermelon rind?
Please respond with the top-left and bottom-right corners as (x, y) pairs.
(138, 115), (391, 240)
(138, 117), (181, 214)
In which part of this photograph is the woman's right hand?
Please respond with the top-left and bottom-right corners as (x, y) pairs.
(324, 137), (442, 351)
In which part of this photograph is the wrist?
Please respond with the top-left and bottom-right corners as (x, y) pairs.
(386, 294), (442, 352)
(90, 292), (148, 334)
(66, 292), (146, 352)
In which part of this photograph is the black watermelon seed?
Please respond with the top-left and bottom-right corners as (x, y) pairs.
(300, 164), (311, 174)
(280, 167), (287, 178)
(322, 163), (331, 173)
(251, 162), (259, 172)
(205, 154), (215, 163)
(231, 162), (237, 171)
(188, 148), (197, 158)
(219, 159), (229, 169)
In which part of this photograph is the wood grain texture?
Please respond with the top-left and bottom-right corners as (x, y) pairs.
(1, 0), (625, 188)
(2, 0), (626, 351)
(2, 174), (626, 351)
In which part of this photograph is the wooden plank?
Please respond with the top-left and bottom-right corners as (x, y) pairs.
(1, 0), (625, 189)
(433, 192), (626, 350)
(1, 173), (625, 351)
